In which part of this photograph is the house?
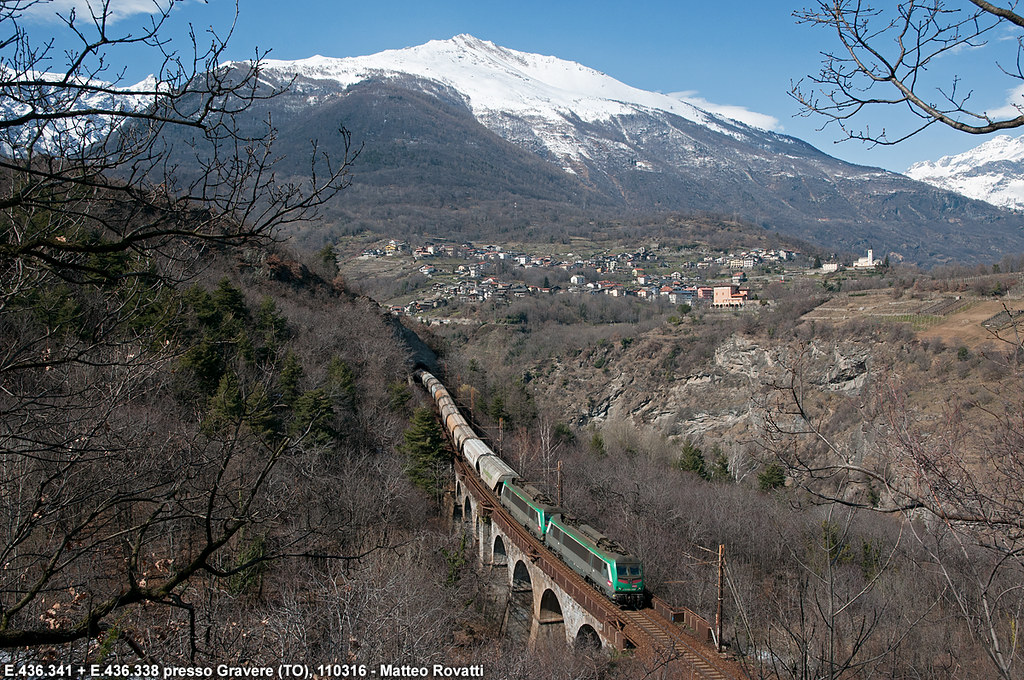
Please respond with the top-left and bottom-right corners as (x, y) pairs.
(385, 240), (408, 256)
(712, 285), (749, 308)
(605, 285), (626, 297)
(669, 288), (696, 305)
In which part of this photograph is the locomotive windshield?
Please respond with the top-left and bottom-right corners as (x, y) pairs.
(617, 565), (642, 578)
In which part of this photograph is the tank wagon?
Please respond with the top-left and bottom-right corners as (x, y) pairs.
(416, 369), (647, 607)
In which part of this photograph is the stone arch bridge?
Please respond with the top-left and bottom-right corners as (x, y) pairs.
(449, 457), (743, 679)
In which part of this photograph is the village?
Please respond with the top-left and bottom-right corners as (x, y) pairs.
(352, 239), (881, 320)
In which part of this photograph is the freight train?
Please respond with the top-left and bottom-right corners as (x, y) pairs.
(417, 370), (647, 608)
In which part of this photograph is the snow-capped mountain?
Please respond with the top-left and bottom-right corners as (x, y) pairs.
(0, 71), (155, 154)
(9, 34), (1021, 264)
(254, 34), (764, 174)
(906, 135), (1024, 211)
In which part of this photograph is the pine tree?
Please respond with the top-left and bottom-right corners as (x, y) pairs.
(290, 389), (335, 446)
(678, 440), (709, 480)
(710, 447), (730, 482)
(278, 352), (303, 406)
(327, 358), (357, 405)
(401, 408), (449, 494)
(204, 372), (244, 434)
(758, 463), (786, 491)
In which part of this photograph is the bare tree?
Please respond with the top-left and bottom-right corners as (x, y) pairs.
(761, 339), (1024, 679)
(793, 0), (1024, 144)
(0, 0), (359, 658)
(0, 0), (353, 291)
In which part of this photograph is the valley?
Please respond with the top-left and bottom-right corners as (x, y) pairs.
(7, 4), (1024, 675)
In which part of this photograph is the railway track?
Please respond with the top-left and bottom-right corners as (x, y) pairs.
(617, 608), (741, 679)
(453, 457), (744, 679)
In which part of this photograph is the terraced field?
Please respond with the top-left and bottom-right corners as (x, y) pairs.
(802, 291), (1023, 348)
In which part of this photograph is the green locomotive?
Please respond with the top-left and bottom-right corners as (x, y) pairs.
(500, 480), (561, 540)
(499, 479), (647, 608)
(545, 515), (646, 608)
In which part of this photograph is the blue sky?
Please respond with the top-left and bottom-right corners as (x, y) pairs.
(23, 0), (1024, 172)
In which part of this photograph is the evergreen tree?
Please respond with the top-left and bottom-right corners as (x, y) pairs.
(678, 440), (709, 479)
(279, 352), (304, 406)
(488, 393), (508, 422)
(710, 447), (730, 482)
(204, 372), (244, 434)
(758, 463), (786, 491)
(318, 243), (339, 276)
(256, 296), (289, 347)
(212, 278), (248, 323)
(327, 357), (357, 411)
(401, 408), (450, 494)
(290, 389), (336, 446)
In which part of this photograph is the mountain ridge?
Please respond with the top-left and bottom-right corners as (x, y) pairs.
(236, 35), (1022, 265)
(11, 34), (1022, 265)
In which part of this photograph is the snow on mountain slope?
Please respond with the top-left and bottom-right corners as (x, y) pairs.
(906, 135), (1024, 210)
(255, 34), (758, 169)
(0, 71), (156, 153)
(260, 35), (717, 124)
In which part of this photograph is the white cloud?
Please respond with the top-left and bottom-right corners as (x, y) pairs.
(669, 90), (782, 131)
(22, 0), (174, 23)
(986, 83), (1024, 121)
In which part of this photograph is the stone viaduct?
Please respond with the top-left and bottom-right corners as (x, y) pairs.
(451, 470), (610, 650)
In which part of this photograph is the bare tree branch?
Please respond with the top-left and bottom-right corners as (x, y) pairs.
(794, 0), (1024, 144)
